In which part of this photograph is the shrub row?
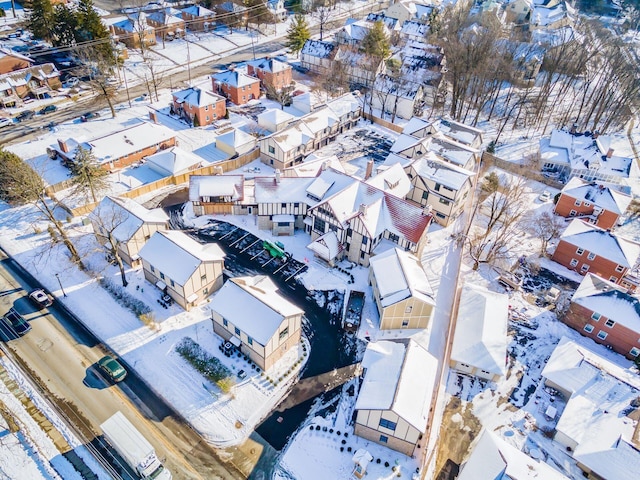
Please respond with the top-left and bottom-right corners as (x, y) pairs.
(176, 337), (236, 393)
(99, 277), (152, 318)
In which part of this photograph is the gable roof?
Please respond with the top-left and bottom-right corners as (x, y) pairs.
(355, 340), (437, 431)
(145, 146), (203, 176)
(408, 153), (475, 190)
(560, 177), (632, 215)
(571, 273), (640, 333)
(560, 219), (640, 268)
(254, 168), (356, 205)
(247, 57), (290, 74)
(451, 284), (508, 377)
(0, 48), (33, 66)
(365, 162), (412, 198)
(90, 196), (168, 244)
(212, 69), (259, 88)
(180, 4), (214, 17)
(458, 429), (569, 480)
(369, 247), (435, 308)
(189, 174), (244, 201)
(173, 87), (224, 107)
(300, 39), (336, 59)
(139, 230), (224, 285)
(209, 276), (303, 345)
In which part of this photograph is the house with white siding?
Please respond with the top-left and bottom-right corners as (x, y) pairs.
(209, 275), (304, 371)
(139, 230), (225, 311)
(354, 340), (437, 456)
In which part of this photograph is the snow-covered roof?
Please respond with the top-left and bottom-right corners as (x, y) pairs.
(216, 128), (256, 149)
(365, 162), (412, 199)
(180, 4), (214, 17)
(189, 175), (244, 201)
(540, 129), (633, 180)
(139, 230), (225, 285)
(300, 39), (336, 59)
(338, 19), (389, 42)
(560, 219), (640, 268)
(89, 196), (168, 244)
(257, 108), (295, 131)
(0, 47), (33, 65)
(212, 69), (259, 88)
(0, 63), (59, 92)
(400, 20), (429, 38)
(307, 230), (343, 261)
(209, 276), (304, 345)
(458, 429), (569, 480)
(451, 285), (508, 376)
(284, 154), (345, 178)
(217, 1), (247, 13)
(415, 3), (435, 19)
(532, 0), (573, 27)
(269, 122), (314, 153)
(432, 118), (483, 147)
(247, 57), (290, 74)
(147, 7), (184, 26)
(369, 247), (435, 308)
(315, 181), (432, 244)
(373, 74), (422, 100)
(255, 168), (356, 205)
(172, 87), (224, 108)
(560, 177), (632, 215)
(541, 337), (640, 480)
(355, 340), (437, 431)
(571, 273), (640, 333)
(145, 146), (204, 176)
(409, 154), (475, 190)
(112, 13), (153, 31)
(365, 12), (399, 30)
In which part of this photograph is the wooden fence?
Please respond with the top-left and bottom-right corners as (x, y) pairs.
(362, 112), (404, 133)
(481, 151), (565, 190)
(60, 147), (261, 217)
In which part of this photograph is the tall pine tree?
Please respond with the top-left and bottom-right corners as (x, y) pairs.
(27, 0), (54, 41)
(285, 14), (310, 57)
(52, 4), (78, 47)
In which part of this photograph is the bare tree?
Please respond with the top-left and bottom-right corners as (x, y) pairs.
(523, 210), (565, 256)
(264, 80), (294, 110)
(314, 60), (349, 100)
(311, 2), (336, 41)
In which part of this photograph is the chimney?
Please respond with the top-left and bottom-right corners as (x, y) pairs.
(364, 159), (374, 180)
(358, 203), (367, 215)
(149, 111), (158, 124)
(275, 169), (281, 183)
(570, 123), (577, 135)
(606, 148), (614, 158)
(321, 160), (328, 171)
(593, 131), (599, 139)
(58, 138), (69, 153)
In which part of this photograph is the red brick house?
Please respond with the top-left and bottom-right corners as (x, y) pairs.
(552, 219), (640, 287)
(246, 57), (292, 91)
(172, 87), (226, 126)
(0, 63), (61, 107)
(563, 273), (640, 360)
(0, 48), (33, 75)
(554, 177), (632, 230)
(211, 69), (260, 105)
(180, 5), (215, 31)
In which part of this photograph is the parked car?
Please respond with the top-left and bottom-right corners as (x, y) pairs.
(98, 355), (127, 383)
(63, 77), (79, 88)
(0, 118), (13, 128)
(38, 105), (57, 115)
(2, 309), (31, 336)
(538, 190), (552, 202)
(80, 112), (100, 122)
(28, 289), (53, 309)
(15, 110), (34, 122)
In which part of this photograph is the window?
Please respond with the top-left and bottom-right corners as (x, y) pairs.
(268, 145), (275, 154)
(597, 330), (608, 340)
(203, 287), (208, 295)
(201, 274), (207, 282)
(615, 265), (624, 273)
(435, 183), (441, 191)
(234, 326), (241, 335)
(150, 265), (155, 273)
(405, 305), (413, 314)
(569, 209), (577, 216)
(422, 191), (429, 200)
(570, 258), (579, 267)
(170, 279), (175, 287)
(576, 248), (584, 255)
(204, 105), (209, 111)
(587, 252), (596, 261)
(610, 276), (618, 282)
(160, 272), (165, 280)
(591, 312), (601, 321)
(362, 237), (368, 245)
(402, 319), (409, 328)
(248, 337), (253, 345)
(605, 319), (615, 328)
(379, 435), (388, 444)
(379, 419), (397, 431)
(574, 199), (581, 206)
(206, 116), (210, 122)
(439, 198), (450, 205)
(581, 264), (590, 272)
(347, 228), (353, 238)
(223, 318), (228, 327)
(313, 217), (326, 233)
(630, 347), (640, 357)
(281, 203), (287, 208)
(279, 327), (289, 340)
(584, 324), (594, 333)
(583, 202), (591, 207)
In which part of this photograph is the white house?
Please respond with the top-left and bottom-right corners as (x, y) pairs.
(257, 108), (296, 133)
(300, 39), (336, 75)
(145, 146), (204, 177)
(354, 340), (437, 456)
(450, 284), (509, 381)
(209, 275), (304, 371)
(216, 128), (256, 157)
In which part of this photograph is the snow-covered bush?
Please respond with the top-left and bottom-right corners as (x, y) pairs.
(175, 337), (235, 393)
(99, 277), (152, 318)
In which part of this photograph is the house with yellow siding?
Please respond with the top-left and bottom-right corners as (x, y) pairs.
(209, 276), (304, 371)
(139, 230), (225, 311)
(368, 248), (435, 330)
(354, 340), (437, 457)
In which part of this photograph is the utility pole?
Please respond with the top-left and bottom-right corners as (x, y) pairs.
(55, 273), (67, 297)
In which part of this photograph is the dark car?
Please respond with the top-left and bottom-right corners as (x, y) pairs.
(38, 105), (57, 115)
(28, 289), (53, 309)
(98, 355), (127, 383)
(80, 112), (100, 122)
(15, 110), (35, 122)
(2, 309), (31, 336)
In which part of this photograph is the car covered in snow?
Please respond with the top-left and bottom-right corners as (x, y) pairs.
(28, 289), (53, 309)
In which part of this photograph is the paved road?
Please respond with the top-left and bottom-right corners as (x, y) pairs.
(0, 251), (245, 480)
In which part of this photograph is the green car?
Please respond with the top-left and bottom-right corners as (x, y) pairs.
(98, 355), (127, 383)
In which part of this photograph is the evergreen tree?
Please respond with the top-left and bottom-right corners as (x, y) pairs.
(70, 146), (108, 203)
(77, 0), (109, 42)
(360, 20), (390, 59)
(285, 14), (310, 57)
(27, 0), (54, 41)
(52, 4), (78, 47)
